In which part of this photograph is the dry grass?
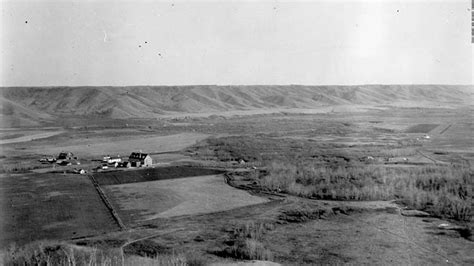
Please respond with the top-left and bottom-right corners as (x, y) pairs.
(190, 136), (357, 165)
(0, 161), (51, 173)
(2, 241), (122, 265)
(372, 147), (418, 157)
(278, 204), (336, 223)
(1, 241), (193, 266)
(214, 221), (274, 261)
(105, 175), (268, 222)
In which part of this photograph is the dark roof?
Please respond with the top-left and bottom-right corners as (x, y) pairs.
(129, 152), (149, 160)
(58, 152), (73, 159)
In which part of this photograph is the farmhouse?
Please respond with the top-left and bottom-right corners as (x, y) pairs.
(129, 152), (152, 167)
(58, 152), (74, 160)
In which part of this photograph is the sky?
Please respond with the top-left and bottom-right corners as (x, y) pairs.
(0, 0), (472, 86)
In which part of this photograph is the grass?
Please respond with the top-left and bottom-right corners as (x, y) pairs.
(189, 136), (358, 165)
(278, 203), (337, 223)
(2, 241), (123, 265)
(370, 147), (418, 158)
(1, 172), (119, 247)
(104, 175), (267, 223)
(405, 124), (439, 133)
(259, 162), (472, 221)
(0, 161), (51, 173)
(94, 166), (223, 186)
(1, 241), (198, 266)
(191, 135), (472, 222)
(215, 221), (274, 261)
(189, 135), (425, 168)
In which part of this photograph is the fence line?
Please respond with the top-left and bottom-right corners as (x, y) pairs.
(88, 174), (126, 230)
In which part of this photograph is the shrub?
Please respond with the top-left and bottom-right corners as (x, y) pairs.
(260, 162), (472, 221)
(228, 239), (273, 261)
(216, 221), (274, 261)
(184, 251), (207, 266)
(1, 241), (196, 266)
(278, 204), (334, 223)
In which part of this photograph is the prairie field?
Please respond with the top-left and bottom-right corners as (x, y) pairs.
(1, 85), (473, 265)
(104, 174), (268, 224)
(0, 172), (119, 247)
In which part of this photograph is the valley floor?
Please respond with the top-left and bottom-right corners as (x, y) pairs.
(0, 106), (472, 265)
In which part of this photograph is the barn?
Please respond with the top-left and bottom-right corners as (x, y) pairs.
(129, 152), (152, 167)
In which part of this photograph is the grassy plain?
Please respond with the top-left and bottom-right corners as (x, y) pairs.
(0, 172), (119, 247)
(104, 175), (268, 224)
(1, 105), (473, 265)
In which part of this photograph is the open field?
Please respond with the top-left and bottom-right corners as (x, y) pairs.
(0, 130), (64, 145)
(65, 197), (473, 265)
(405, 123), (439, 133)
(0, 172), (119, 247)
(265, 208), (474, 265)
(1, 88), (473, 265)
(12, 132), (208, 157)
(94, 166), (223, 186)
(4, 198), (473, 265)
(104, 175), (269, 224)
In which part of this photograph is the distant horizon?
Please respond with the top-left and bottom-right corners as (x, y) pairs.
(1, 83), (473, 88)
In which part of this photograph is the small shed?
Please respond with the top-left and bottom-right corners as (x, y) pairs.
(73, 168), (87, 175)
(119, 161), (131, 168)
(106, 155), (122, 164)
(57, 161), (72, 166)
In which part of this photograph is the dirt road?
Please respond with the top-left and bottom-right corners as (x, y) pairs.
(0, 131), (64, 145)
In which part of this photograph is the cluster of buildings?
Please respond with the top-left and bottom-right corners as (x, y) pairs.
(100, 152), (152, 169)
(39, 152), (79, 166)
(40, 151), (153, 172)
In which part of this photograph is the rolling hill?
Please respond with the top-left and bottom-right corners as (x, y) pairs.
(1, 85), (472, 126)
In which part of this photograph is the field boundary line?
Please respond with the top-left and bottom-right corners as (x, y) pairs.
(88, 174), (127, 230)
(120, 228), (181, 250)
(416, 150), (438, 165)
(439, 124), (452, 135)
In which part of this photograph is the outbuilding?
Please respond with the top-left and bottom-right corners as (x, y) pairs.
(119, 161), (131, 168)
(104, 155), (122, 164)
(73, 168), (87, 175)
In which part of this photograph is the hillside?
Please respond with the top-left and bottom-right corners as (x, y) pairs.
(1, 85), (472, 126)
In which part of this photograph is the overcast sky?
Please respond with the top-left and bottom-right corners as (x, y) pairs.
(0, 0), (472, 86)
